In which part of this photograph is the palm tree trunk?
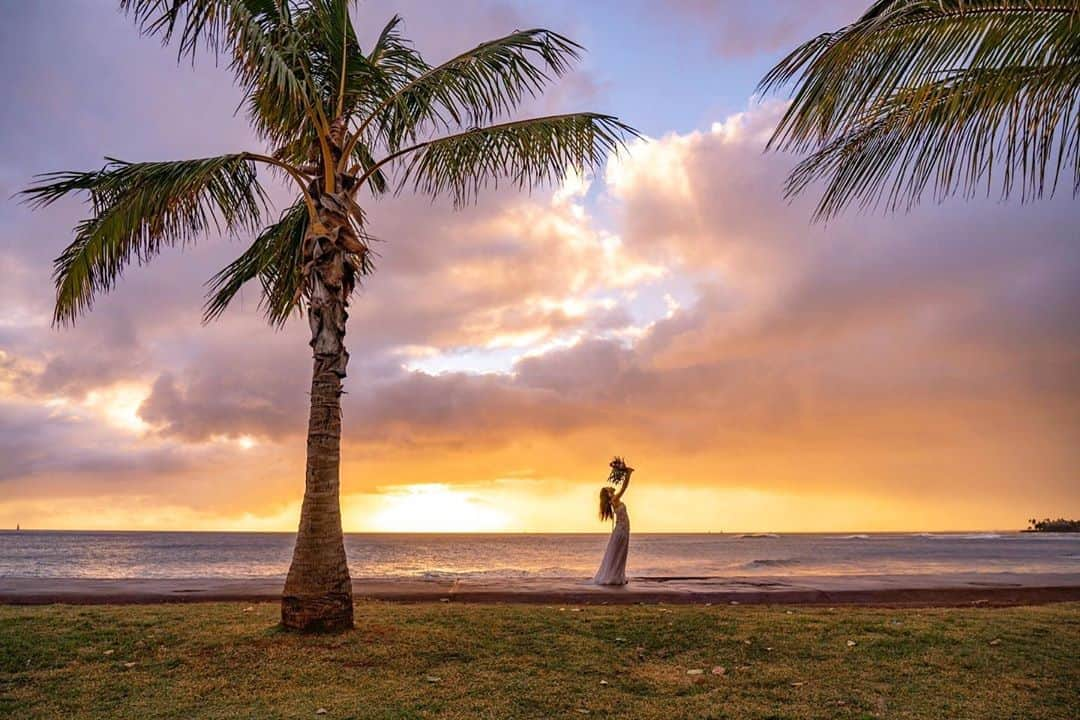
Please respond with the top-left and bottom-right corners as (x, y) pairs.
(281, 224), (354, 632)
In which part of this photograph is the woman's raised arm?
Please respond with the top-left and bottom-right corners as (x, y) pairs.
(614, 468), (633, 500)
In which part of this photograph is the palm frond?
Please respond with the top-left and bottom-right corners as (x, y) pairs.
(203, 200), (308, 325)
(383, 113), (636, 207)
(762, 1), (1080, 150)
(348, 28), (583, 159)
(303, 5), (421, 126)
(366, 14), (422, 85)
(121, 0), (241, 58)
(230, 5), (331, 149)
(124, 0), (330, 152)
(349, 141), (388, 195)
(298, 0), (363, 116)
(759, 0), (1080, 215)
(22, 154), (268, 325)
(205, 199), (376, 325)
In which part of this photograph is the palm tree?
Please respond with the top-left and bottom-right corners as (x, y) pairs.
(759, 0), (1080, 220)
(23, 0), (633, 632)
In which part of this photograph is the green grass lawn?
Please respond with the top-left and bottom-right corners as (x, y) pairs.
(1, 601), (1077, 719)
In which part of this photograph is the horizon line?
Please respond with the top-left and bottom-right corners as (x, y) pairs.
(1, 528), (1033, 535)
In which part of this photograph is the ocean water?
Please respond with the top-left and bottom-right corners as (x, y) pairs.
(1, 531), (1078, 579)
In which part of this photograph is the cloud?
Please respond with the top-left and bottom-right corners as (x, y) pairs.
(327, 104), (1079, 509)
(0, 397), (188, 484)
(138, 369), (302, 443)
(1, 4), (1077, 531)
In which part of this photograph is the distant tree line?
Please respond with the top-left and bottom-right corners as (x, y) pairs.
(1026, 518), (1080, 533)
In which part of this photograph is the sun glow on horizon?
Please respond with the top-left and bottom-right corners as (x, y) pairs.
(364, 484), (513, 533)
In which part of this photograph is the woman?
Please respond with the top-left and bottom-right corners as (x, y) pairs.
(594, 463), (633, 586)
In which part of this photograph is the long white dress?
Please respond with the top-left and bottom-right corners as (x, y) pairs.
(593, 502), (630, 585)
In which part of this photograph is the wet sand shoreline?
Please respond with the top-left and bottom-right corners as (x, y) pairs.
(2, 572), (1077, 607)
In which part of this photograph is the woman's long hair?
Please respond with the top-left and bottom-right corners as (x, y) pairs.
(599, 487), (614, 522)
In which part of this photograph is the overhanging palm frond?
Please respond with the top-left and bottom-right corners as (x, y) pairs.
(373, 113), (635, 207)
(787, 62), (1080, 218)
(22, 154), (268, 325)
(761, 0), (1080, 150)
(759, 0), (1080, 218)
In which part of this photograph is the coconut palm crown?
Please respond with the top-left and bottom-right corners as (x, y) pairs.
(759, 0), (1080, 220)
(23, 0), (635, 632)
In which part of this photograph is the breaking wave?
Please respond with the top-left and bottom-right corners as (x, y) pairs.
(914, 533), (1004, 540)
(744, 558), (801, 568)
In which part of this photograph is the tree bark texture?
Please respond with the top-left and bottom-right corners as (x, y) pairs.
(281, 207), (356, 632)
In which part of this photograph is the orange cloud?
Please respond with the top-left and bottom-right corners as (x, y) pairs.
(2, 96), (1077, 532)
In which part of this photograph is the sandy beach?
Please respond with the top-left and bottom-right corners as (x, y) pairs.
(3, 571), (1077, 606)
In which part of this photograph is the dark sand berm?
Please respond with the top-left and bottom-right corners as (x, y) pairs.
(2, 572), (1077, 606)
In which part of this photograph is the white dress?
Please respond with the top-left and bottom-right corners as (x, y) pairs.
(593, 502), (630, 585)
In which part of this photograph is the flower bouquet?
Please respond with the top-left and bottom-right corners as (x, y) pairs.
(607, 456), (633, 486)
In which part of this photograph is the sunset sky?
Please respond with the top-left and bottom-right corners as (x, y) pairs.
(1, 0), (1077, 533)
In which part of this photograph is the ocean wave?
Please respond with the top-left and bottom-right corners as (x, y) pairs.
(417, 568), (529, 580)
(737, 533), (780, 539)
(744, 558), (801, 568)
(416, 566), (581, 580)
(835, 534), (871, 540)
(913, 533), (1005, 540)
